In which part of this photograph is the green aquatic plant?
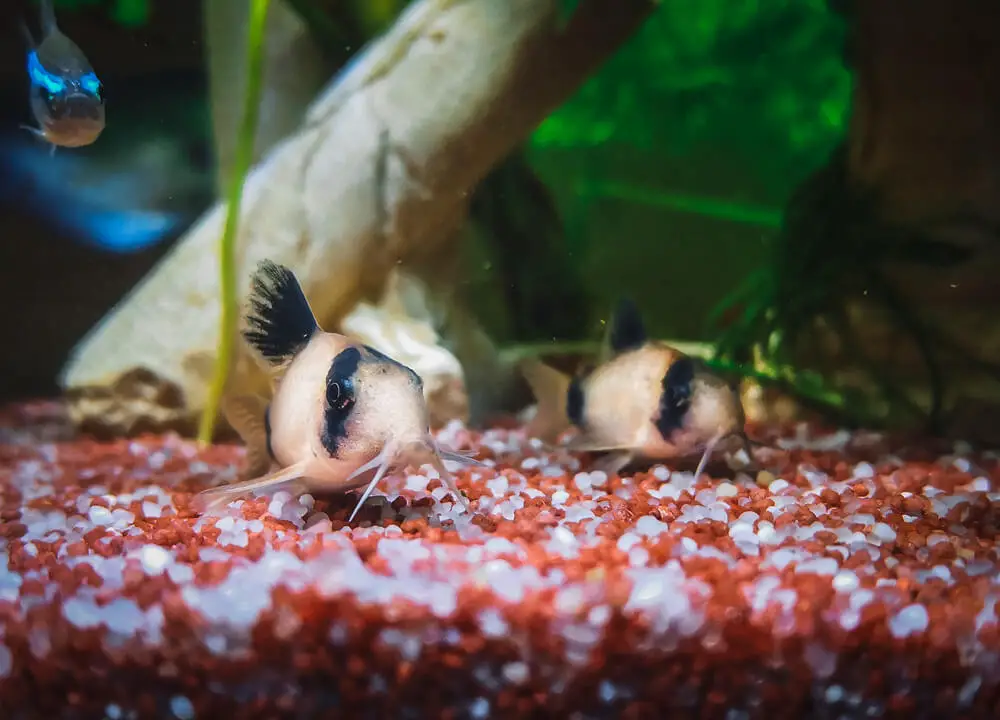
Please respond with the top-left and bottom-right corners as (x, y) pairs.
(197, 0), (272, 446)
(532, 0), (850, 178)
(708, 144), (978, 432)
(573, 180), (783, 228)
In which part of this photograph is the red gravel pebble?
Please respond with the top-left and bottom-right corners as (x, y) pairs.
(0, 405), (997, 718)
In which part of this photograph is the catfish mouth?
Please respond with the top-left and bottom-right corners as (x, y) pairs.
(637, 430), (748, 478)
(343, 437), (486, 522)
(688, 428), (759, 478)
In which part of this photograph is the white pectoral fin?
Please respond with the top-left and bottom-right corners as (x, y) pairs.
(560, 435), (637, 477)
(436, 447), (489, 469)
(592, 451), (634, 477)
(221, 394), (272, 479)
(191, 461), (310, 514)
(562, 434), (634, 454)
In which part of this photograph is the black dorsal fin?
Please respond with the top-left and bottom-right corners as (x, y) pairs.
(242, 259), (319, 365)
(608, 297), (647, 355)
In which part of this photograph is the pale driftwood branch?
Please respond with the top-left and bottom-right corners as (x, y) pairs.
(59, 0), (656, 439)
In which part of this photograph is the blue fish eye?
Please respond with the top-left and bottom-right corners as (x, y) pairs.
(26, 51), (67, 95)
(80, 72), (102, 97)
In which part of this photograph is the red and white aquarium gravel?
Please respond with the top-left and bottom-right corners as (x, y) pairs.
(0, 401), (998, 718)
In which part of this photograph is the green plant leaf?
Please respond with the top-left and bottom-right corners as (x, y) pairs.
(198, 0), (272, 445)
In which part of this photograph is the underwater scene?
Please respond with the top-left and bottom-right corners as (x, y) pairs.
(0, 0), (999, 717)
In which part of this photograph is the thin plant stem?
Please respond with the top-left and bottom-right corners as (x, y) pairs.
(198, 0), (272, 446)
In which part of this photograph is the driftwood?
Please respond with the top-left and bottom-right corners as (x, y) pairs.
(59, 0), (655, 439)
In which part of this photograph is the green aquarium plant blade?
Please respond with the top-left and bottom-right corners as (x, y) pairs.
(578, 180), (784, 229)
(198, 0), (272, 446)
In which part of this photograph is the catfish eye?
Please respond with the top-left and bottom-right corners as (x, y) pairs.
(326, 380), (353, 412)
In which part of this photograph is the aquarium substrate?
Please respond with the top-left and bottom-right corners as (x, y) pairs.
(0, 401), (997, 718)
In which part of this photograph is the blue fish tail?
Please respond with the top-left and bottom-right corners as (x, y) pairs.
(0, 136), (185, 254)
(39, 0), (58, 37)
(64, 208), (181, 252)
(18, 18), (35, 49)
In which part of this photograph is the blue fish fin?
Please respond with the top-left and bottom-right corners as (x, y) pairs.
(39, 0), (58, 37)
(19, 123), (43, 138)
(18, 18), (36, 49)
(18, 124), (50, 151)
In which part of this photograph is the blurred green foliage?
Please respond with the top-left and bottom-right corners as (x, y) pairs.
(110, 0), (148, 26)
(533, 0), (850, 187)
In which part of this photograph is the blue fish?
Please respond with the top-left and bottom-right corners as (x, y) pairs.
(0, 135), (188, 252)
(20, 0), (106, 151)
(0, 63), (210, 254)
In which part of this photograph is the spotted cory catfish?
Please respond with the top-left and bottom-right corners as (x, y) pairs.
(520, 298), (749, 479)
(193, 260), (483, 521)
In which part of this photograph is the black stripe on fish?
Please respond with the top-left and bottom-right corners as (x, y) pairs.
(320, 346), (361, 456)
(655, 355), (694, 439)
(566, 375), (586, 429)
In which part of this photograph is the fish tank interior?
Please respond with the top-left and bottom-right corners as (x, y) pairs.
(0, 0), (998, 717)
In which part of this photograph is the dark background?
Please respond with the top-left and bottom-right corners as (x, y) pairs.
(0, 0), (208, 402)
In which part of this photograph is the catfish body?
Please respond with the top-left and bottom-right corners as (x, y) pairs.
(195, 260), (482, 520)
(521, 298), (747, 478)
